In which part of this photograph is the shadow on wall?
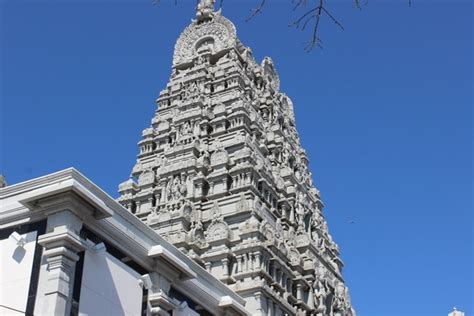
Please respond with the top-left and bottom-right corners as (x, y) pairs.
(12, 246), (27, 263)
(78, 244), (143, 315)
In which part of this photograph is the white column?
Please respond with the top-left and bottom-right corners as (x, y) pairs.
(142, 272), (177, 316)
(37, 211), (86, 316)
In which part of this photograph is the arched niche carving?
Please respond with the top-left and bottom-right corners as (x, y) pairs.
(173, 13), (237, 67)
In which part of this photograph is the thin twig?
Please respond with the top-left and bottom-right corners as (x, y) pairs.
(304, 0), (324, 51)
(292, 0), (308, 11)
(246, 0), (267, 22)
(322, 7), (344, 30)
(153, 0), (413, 51)
(290, 8), (317, 28)
(290, 0), (346, 51)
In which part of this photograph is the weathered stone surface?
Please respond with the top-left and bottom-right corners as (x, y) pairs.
(118, 2), (354, 315)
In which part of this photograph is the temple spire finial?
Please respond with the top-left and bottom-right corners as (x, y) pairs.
(196, 0), (216, 21)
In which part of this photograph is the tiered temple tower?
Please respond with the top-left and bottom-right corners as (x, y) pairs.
(118, 1), (355, 315)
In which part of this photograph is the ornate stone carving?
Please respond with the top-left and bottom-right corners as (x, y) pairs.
(189, 220), (207, 247)
(288, 248), (301, 266)
(196, 0), (216, 21)
(119, 4), (354, 315)
(206, 220), (229, 240)
(331, 282), (355, 316)
(236, 193), (249, 213)
(138, 169), (155, 186)
(210, 145), (229, 166)
(205, 202), (230, 242)
(262, 57), (280, 92)
(260, 220), (275, 243)
(209, 201), (222, 220)
(173, 13), (237, 66)
(314, 280), (329, 316)
(165, 174), (188, 202)
(181, 201), (197, 222)
(296, 230), (310, 248)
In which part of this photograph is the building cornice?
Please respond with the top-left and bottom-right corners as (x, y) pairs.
(0, 167), (248, 315)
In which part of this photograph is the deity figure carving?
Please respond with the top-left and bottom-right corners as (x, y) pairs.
(275, 218), (284, 241)
(311, 211), (329, 240)
(172, 177), (181, 200)
(165, 174), (188, 202)
(193, 122), (201, 137)
(331, 283), (353, 316)
(166, 180), (172, 201)
(314, 280), (328, 316)
(179, 173), (188, 198)
(330, 240), (340, 254)
(180, 121), (192, 138)
(311, 227), (321, 245)
(210, 201), (222, 222)
(227, 49), (238, 61)
(295, 203), (309, 229)
(317, 237), (328, 254)
(197, 150), (211, 168)
(236, 193), (249, 212)
(189, 220), (206, 247)
(196, 54), (207, 65)
(186, 81), (200, 97)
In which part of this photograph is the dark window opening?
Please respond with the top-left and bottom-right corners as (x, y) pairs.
(169, 287), (213, 316)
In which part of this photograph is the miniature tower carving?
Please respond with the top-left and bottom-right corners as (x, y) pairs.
(119, 3), (355, 315)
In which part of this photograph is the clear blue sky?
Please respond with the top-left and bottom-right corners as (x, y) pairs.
(1, 0), (472, 315)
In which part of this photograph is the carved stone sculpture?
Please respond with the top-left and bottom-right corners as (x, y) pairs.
(117, 2), (354, 315)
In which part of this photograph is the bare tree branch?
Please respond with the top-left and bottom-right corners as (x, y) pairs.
(246, 0), (267, 22)
(290, 0), (344, 51)
(290, 8), (317, 29)
(305, 0), (324, 51)
(322, 7), (344, 30)
(292, 0), (308, 11)
(153, 0), (413, 51)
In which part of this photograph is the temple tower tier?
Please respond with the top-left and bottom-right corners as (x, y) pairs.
(118, 2), (355, 315)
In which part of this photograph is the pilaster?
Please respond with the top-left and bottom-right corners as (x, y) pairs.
(141, 272), (178, 316)
(33, 192), (97, 316)
(37, 211), (86, 315)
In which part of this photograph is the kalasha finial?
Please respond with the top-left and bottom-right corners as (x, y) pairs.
(196, 0), (216, 21)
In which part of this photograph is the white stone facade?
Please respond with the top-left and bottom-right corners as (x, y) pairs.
(0, 168), (247, 316)
(118, 2), (355, 315)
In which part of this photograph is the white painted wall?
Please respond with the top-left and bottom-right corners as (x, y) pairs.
(32, 258), (49, 315)
(79, 248), (143, 316)
(0, 231), (37, 315)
